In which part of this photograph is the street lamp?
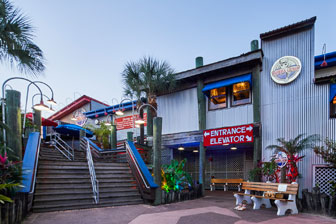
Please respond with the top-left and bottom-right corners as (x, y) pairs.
(135, 103), (157, 125)
(119, 98), (135, 134)
(2, 77), (45, 148)
(32, 94), (53, 112)
(23, 81), (56, 137)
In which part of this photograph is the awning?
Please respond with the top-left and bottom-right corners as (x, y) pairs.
(54, 124), (93, 138)
(202, 73), (252, 96)
(330, 83), (336, 102)
(26, 113), (58, 127)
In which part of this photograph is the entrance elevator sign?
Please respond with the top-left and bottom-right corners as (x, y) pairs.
(203, 124), (254, 147)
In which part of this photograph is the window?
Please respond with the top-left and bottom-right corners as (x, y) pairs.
(331, 96), (336, 118)
(208, 86), (227, 110)
(232, 82), (251, 106)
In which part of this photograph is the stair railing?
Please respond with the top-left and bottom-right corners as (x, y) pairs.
(125, 141), (158, 201)
(50, 133), (74, 160)
(82, 139), (99, 204)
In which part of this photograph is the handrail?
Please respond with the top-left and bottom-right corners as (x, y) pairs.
(81, 138), (99, 204)
(125, 141), (158, 201)
(51, 133), (74, 160)
(20, 132), (41, 193)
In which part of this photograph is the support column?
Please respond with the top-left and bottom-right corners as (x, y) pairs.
(153, 117), (162, 205)
(139, 109), (144, 145)
(5, 90), (22, 161)
(111, 125), (117, 148)
(33, 109), (41, 133)
(197, 78), (206, 196)
(147, 107), (153, 137)
(252, 55), (262, 168)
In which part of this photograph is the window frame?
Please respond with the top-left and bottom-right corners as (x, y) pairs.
(330, 96), (336, 118)
(231, 82), (252, 107)
(208, 86), (228, 111)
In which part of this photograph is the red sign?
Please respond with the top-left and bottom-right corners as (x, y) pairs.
(115, 113), (147, 130)
(203, 124), (253, 147)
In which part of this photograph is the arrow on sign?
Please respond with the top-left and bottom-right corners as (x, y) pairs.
(246, 126), (253, 132)
(246, 136), (252, 141)
(204, 132), (209, 137)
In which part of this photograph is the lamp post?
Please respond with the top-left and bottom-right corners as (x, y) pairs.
(31, 93), (53, 133)
(23, 81), (56, 137)
(1, 77), (45, 149)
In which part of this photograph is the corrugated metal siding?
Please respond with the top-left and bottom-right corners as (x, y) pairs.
(157, 88), (199, 134)
(261, 26), (336, 192)
(206, 102), (253, 129)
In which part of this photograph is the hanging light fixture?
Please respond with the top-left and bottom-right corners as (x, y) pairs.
(33, 101), (50, 111)
(115, 110), (124, 116)
(135, 118), (145, 125)
(178, 146), (184, 151)
(193, 149), (199, 153)
(230, 146), (237, 150)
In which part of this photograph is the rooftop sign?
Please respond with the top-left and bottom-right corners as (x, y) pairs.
(270, 56), (301, 84)
(203, 124), (254, 147)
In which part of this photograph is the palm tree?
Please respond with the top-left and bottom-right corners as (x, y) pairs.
(122, 56), (176, 136)
(0, 0), (45, 75)
(266, 134), (319, 183)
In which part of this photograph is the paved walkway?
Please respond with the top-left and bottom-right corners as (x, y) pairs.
(23, 191), (336, 224)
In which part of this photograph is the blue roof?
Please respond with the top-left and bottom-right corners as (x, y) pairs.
(315, 51), (336, 70)
(202, 73), (252, 96)
(85, 100), (137, 118)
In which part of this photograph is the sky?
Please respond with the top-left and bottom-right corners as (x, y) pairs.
(1, 0), (336, 118)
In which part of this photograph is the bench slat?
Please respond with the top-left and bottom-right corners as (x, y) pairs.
(211, 178), (243, 184)
(234, 192), (293, 202)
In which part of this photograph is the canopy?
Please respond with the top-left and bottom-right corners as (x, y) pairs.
(26, 113), (58, 127)
(202, 73), (252, 96)
(330, 83), (336, 102)
(54, 124), (93, 138)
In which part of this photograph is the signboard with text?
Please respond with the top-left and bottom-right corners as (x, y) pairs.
(115, 113), (147, 130)
(203, 124), (254, 147)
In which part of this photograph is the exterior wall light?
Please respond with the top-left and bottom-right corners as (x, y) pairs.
(193, 149), (199, 153)
(178, 146), (184, 151)
(115, 110), (124, 116)
(230, 146), (237, 150)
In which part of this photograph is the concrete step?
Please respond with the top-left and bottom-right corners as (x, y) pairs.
(36, 174), (133, 179)
(35, 182), (137, 190)
(36, 178), (135, 184)
(32, 198), (143, 213)
(34, 187), (138, 196)
(34, 190), (140, 202)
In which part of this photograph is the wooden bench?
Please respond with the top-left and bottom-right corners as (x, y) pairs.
(233, 182), (299, 216)
(210, 178), (244, 191)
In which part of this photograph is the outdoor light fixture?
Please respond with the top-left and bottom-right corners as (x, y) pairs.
(105, 122), (111, 126)
(71, 116), (77, 121)
(178, 146), (184, 151)
(135, 118), (145, 125)
(230, 146), (237, 150)
(135, 124), (140, 128)
(47, 98), (57, 106)
(33, 101), (50, 111)
(115, 110), (124, 116)
(193, 149), (199, 153)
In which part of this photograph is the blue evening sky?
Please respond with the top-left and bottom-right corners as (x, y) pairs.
(1, 0), (335, 117)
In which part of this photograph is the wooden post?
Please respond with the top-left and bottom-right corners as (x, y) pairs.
(5, 90), (22, 161)
(252, 64), (261, 168)
(320, 193), (329, 215)
(33, 109), (41, 133)
(312, 186), (321, 212)
(140, 109), (144, 145)
(302, 189), (313, 211)
(111, 125), (117, 148)
(153, 117), (162, 205)
(197, 79), (206, 196)
(280, 167), (286, 183)
(329, 195), (336, 217)
(127, 132), (133, 142)
(147, 107), (153, 137)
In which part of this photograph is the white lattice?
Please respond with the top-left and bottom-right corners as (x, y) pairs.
(314, 166), (336, 195)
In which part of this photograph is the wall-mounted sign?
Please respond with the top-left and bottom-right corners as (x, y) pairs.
(203, 124), (253, 147)
(270, 56), (301, 84)
(73, 108), (87, 127)
(274, 151), (288, 168)
(115, 113), (147, 130)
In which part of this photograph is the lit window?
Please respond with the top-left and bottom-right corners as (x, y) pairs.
(232, 82), (251, 106)
(209, 87), (227, 110)
(331, 96), (336, 118)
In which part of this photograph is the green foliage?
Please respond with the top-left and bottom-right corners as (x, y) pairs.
(314, 138), (336, 167)
(262, 159), (278, 181)
(330, 181), (336, 196)
(248, 167), (262, 182)
(93, 123), (110, 149)
(161, 159), (192, 193)
(0, 0), (45, 75)
(122, 56), (176, 108)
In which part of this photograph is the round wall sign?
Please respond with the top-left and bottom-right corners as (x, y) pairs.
(274, 152), (288, 168)
(270, 56), (302, 84)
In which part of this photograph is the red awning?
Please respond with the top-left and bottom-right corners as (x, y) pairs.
(26, 113), (58, 127)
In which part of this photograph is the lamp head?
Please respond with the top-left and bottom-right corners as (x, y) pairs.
(135, 118), (145, 125)
(33, 101), (50, 111)
(47, 98), (57, 106)
(115, 110), (124, 116)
